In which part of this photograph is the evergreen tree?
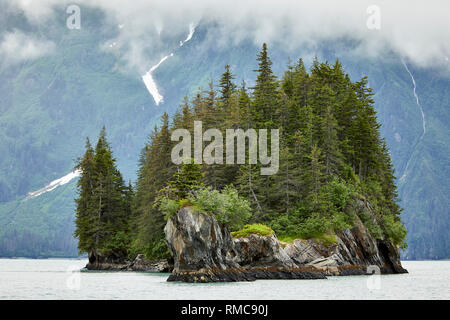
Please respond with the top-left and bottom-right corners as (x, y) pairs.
(252, 43), (280, 127)
(74, 128), (130, 258)
(127, 47), (407, 253)
(133, 113), (176, 259)
(169, 160), (203, 200)
(74, 138), (96, 254)
(218, 64), (237, 112)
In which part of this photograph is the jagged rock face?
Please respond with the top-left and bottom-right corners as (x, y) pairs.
(283, 216), (407, 275)
(233, 234), (297, 268)
(164, 207), (326, 282)
(376, 239), (407, 274)
(283, 239), (326, 265)
(164, 207), (239, 273)
(86, 251), (129, 271)
(334, 217), (406, 274)
(164, 207), (406, 282)
(335, 220), (383, 267)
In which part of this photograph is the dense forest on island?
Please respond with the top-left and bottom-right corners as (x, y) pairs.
(74, 44), (407, 261)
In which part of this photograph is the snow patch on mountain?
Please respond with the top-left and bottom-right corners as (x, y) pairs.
(142, 53), (174, 105)
(26, 170), (81, 199)
(180, 23), (196, 46)
(142, 23), (196, 105)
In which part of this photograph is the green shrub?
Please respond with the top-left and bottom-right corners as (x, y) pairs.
(270, 200), (352, 244)
(192, 188), (222, 216)
(159, 198), (181, 220)
(382, 214), (407, 248)
(332, 210), (353, 231)
(192, 185), (252, 230)
(299, 212), (331, 238)
(231, 224), (274, 238)
(269, 213), (299, 237)
(276, 212), (335, 243)
(178, 198), (193, 208)
(157, 184), (251, 231)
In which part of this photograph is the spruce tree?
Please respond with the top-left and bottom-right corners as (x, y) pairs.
(130, 48), (407, 251)
(218, 64), (237, 111)
(252, 43), (279, 128)
(74, 137), (96, 254)
(133, 113), (176, 259)
(169, 160), (203, 200)
(74, 128), (129, 258)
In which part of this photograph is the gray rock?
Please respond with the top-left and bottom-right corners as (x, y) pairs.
(127, 254), (172, 272)
(164, 207), (326, 282)
(284, 214), (407, 275)
(85, 251), (129, 271)
(85, 252), (172, 273)
(163, 204), (406, 283)
(233, 234), (297, 268)
(283, 239), (324, 265)
(164, 207), (239, 274)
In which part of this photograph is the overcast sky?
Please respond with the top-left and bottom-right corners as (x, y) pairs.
(2, 0), (450, 72)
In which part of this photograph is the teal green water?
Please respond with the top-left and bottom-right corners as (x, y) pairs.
(0, 259), (448, 299)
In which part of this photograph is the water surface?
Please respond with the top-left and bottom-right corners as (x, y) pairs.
(0, 259), (448, 299)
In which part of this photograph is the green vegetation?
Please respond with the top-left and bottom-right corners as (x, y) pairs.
(74, 128), (133, 258)
(190, 186), (252, 230)
(73, 44), (407, 261)
(0, 6), (447, 260)
(155, 167), (252, 231)
(231, 224), (274, 238)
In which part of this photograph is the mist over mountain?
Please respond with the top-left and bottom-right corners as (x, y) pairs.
(0, 1), (448, 259)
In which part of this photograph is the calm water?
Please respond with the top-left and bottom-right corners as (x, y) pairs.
(0, 259), (448, 299)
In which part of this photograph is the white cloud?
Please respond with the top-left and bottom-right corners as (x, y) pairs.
(7, 0), (450, 70)
(0, 30), (55, 65)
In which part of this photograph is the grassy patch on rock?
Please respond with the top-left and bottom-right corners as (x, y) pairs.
(231, 224), (274, 238)
(278, 233), (338, 247)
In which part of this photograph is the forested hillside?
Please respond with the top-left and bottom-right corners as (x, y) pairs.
(74, 45), (407, 261)
(0, 4), (448, 259)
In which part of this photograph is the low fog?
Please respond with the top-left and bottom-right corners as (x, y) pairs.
(2, 0), (450, 72)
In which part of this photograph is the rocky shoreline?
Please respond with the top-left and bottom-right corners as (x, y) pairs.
(84, 205), (407, 282)
(85, 252), (172, 273)
(167, 266), (326, 282)
(163, 207), (407, 282)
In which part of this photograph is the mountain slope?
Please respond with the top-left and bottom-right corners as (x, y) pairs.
(0, 14), (448, 258)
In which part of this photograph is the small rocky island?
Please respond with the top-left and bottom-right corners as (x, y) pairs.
(163, 206), (406, 283)
(78, 49), (408, 283)
(85, 202), (407, 282)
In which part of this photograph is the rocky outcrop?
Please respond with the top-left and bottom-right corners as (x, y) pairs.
(164, 206), (239, 274)
(164, 207), (326, 282)
(85, 251), (129, 271)
(164, 206), (407, 282)
(233, 234), (297, 268)
(283, 239), (326, 265)
(284, 216), (407, 276)
(85, 252), (172, 273)
(127, 254), (172, 272)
